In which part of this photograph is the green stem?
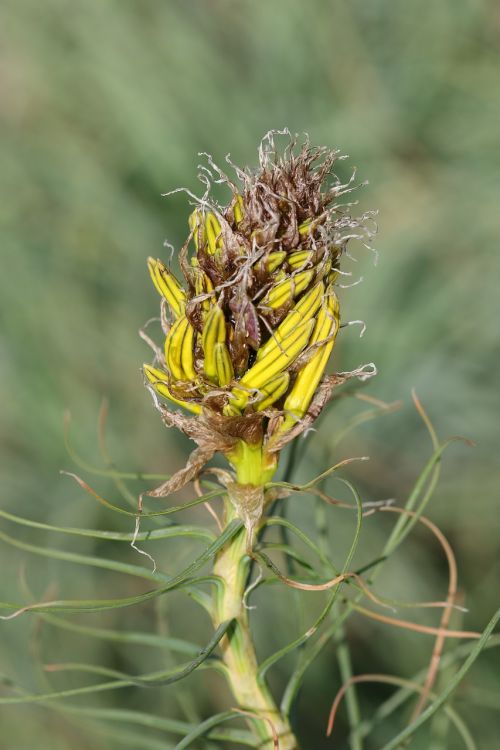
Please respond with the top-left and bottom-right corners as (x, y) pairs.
(226, 439), (277, 486)
(212, 442), (299, 749)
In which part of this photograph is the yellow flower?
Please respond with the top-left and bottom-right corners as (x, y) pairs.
(141, 132), (375, 529)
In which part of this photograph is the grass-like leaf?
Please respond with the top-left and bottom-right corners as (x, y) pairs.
(262, 516), (335, 571)
(328, 673), (477, 750)
(0, 526), (183, 584)
(350, 635), (500, 740)
(260, 543), (316, 574)
(45, 618), (232, 687)
(256, 479), (363, 713)
(62, 471), (227, 518)
(335, 629), (363, 750)
(0, 620), (233, 704)
(0, 507), (215, 542)
(383, 436), (467, 557)
(45, 703), (255, 744)
(378, 607), (500, 749)
(81, 723), (176, 750)
(35, 612), (204, 654)
(64, 410), (172, 482)
(0, 520), (242, 617)
(174, 710), (257, 749)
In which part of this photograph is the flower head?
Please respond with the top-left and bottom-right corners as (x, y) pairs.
(142, 131), (375, 513)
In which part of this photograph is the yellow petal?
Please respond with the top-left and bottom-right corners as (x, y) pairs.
(143, 365), (201, 414)
(282, 290), (340, 427)
(147, 258), (186, 318)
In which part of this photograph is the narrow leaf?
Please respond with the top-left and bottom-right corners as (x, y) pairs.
(0, 508), (214, 543)
(174, 711), (252, 749)
(44, 619), (232, 688)
(0, 520), (242, 616)
(0, 620), (234, 703)
(379, 608), (500, 750)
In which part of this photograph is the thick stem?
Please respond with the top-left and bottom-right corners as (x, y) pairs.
(212, 441), (299, 749)
(213, 521), (298, 749)
(226, 439), (277, 486)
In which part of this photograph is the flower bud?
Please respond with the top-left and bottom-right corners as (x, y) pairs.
(142, 132), (375, 510)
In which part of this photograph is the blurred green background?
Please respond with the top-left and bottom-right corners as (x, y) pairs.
(1, 0), (499, 748)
